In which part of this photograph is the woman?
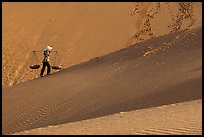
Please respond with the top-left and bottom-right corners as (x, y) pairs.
(40, 46), (52, 77)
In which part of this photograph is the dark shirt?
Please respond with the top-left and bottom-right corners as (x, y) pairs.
(43, 50), (50, 62)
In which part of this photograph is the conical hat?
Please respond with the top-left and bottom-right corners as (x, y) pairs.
(44, 45), (52, 51)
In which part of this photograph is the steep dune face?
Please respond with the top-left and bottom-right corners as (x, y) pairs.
(2, 2), (202, 87)
(2, 26), (202, 135)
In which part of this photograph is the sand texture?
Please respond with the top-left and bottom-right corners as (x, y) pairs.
(3, 26), (202, 134)
(2, 2), (202, 135)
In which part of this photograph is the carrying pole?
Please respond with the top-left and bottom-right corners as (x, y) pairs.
(33, 50), (58, 53)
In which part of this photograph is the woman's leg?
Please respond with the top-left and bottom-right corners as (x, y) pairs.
(40, 62), (46, 76)
(47, 62), (51, 75)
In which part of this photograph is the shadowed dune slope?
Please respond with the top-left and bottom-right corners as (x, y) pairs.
(14, 99), (202, 135)
(2, 26), (202, 134)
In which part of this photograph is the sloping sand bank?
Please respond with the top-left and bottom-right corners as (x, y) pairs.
(2, 26), (202, 134)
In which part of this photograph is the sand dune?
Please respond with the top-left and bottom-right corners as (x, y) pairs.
(2, 26), (202, 135)
(2, 2), (202, 87)
(14, 99), (202, 135)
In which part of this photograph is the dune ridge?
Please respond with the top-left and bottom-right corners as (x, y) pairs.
(14, 99), (202, 135)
